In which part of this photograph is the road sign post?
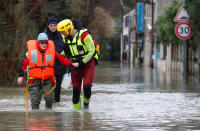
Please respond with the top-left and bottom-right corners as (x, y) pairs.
(174, 1), (191, 84)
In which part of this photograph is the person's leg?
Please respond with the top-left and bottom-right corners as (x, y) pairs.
(71, 68), (83, 110)
(54, 74), (64, 102)
(28, 80), (42, 110)
(43, 80), (54, 109)
(82, 59), (95, 108)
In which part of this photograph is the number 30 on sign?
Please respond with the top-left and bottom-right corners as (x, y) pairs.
(175, 22), (192, 40)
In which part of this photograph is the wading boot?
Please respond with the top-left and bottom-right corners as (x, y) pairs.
(83, 102), (89, 109)
(83, 91), (90, 109)
(31, 104), (39, 110)
(73, 97), (81, 110)
(45, 102), (52, 109)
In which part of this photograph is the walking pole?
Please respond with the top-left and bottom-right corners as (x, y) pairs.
(25, 80), (29, 130)
(26, 79), (29, 111)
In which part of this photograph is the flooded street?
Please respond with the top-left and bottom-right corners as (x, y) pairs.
(1, 62), (200, 130)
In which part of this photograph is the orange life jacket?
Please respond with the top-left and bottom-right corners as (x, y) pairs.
(27, 40), (55, 79)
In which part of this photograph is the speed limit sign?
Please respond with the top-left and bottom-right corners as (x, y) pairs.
(175, 22), (192, 40)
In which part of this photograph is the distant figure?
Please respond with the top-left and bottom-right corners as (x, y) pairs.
(46, 16), (67, 103)
(17, 32), (78, 110)
(57, 19), (98, 110)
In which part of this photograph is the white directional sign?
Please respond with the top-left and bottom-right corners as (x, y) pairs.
(175, 22), (192, 40)
(174, 5), (189, 22)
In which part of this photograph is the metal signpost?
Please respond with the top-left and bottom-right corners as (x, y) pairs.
(174, 0), (192, 84)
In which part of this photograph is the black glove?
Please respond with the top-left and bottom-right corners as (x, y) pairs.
(79, 61), (84, 66)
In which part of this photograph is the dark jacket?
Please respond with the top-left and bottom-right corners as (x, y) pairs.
(46, 28), (66, 76)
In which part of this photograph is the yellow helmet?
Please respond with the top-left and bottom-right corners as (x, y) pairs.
(57, 19), (74, 36)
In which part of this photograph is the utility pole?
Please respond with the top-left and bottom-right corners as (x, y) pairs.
(151, 0), (154, 68)
(154, 0), (158, 69)
(182, 0), (188, 84)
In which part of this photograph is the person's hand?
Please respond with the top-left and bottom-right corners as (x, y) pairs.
(17, 77), (24, 85)
(72, 62), (79, 68)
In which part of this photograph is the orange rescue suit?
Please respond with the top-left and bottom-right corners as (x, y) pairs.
(27, 40), (55, 79)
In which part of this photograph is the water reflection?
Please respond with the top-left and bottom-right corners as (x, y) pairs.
(70, 111), (102, 131)
(26, 112), (59, 131)
(24, 110), (104, 131)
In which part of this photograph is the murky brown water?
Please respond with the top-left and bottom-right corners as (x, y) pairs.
(0, 62), (200, 131)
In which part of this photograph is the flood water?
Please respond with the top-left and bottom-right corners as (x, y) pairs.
(0, 62), (200, 130)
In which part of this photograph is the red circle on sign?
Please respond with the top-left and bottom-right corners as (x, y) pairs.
(175, 22), (192, 40)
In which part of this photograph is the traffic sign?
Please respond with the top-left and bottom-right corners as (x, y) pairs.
(174, 5), (189, 22)
(175, 22), (192, 40)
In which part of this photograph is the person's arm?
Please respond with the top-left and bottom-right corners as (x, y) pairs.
(55, 52), (72, 66)
(59, 43), (71, 59)
(18, 56), (29, 77)
(55, 52), (79, 68)
(17, 56), (29, 84)
(80, 32), (95, 65)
